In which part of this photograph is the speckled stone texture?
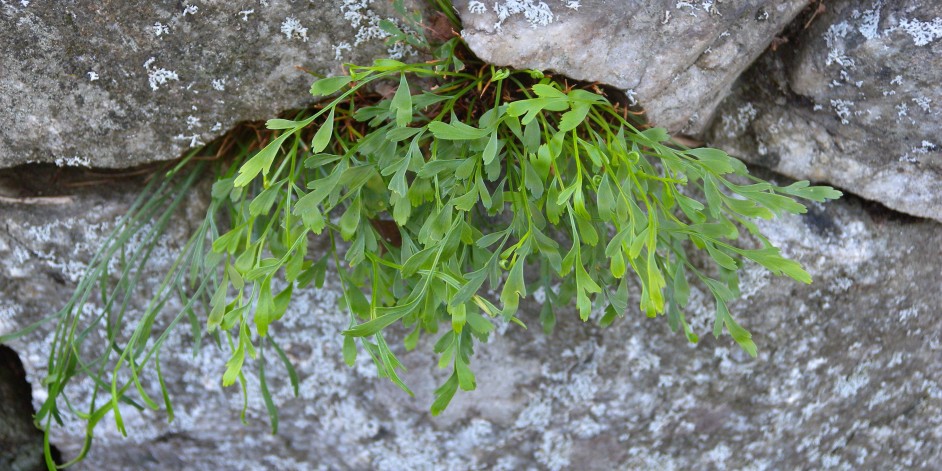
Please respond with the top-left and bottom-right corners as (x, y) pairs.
(455, 0), (809, 133)
(0, 0), (421, 169)
(2, 164), (940, 470)
(706, 0), (942, 222)
(0, 345), (47, 471)
(2, 1), (942, 469)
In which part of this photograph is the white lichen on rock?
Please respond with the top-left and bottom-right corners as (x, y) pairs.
(182, 2), (198, 16)
(464, 0), (590, 29)
(53, 155), (92, 168)
(280, 17), (309, 41)
(174, 133), (204, 148)
(467, 1), (486, 14)
(340, 0), (388, 45)
(143, 57), (179, 91)
(333, 41), (352, 60)
(493, 0), (555, 29)
(824, 21), (855, 67)
(337, 0), (415, 59)
(897, 16), (942, 46)
(185, 115), (200, 130)
(721, 102), (757, 137)
(853, 0), (883, 40)
(152, 22), (169, 37)
(830, 99), (854, 124)
(911, 96), (932, 112)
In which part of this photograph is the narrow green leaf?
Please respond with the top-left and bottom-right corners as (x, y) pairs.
(532, 83), (566, 98)
(270, 338), (299, 397)
(266, 119), (301, 130)
(343, 292), (424, 337)
(466, 310), (495, 335)
(524, 161), (544, 199)
(310, 75), (352, 97)
(254, 279), (275, 337)
(386, 126), (423, 142)
(557, 182), (578, 206)
(782, 181), (844, 202)
(404, 327), (421, 351)
(523, 120), (540, 154)
(744, 191), (807, 215)
(207, 279), (229, 331)
(476, 231), (505, 248)
(640, 127), (669, 143)
(673, 264), (690, 307)
(558, 103), (590, 133)
(343, 335), (357, 367)
(249, 181), (284, 216)
(450, 303), (467, 333)
(596, 174), (614, 220)
(482, 132), (499, 165)
(384, 157), (410, 197)
(737, 246), (812, 284)
(546, 184), (563, 224)
(500, 259), (526, 319)
(311, 108), (335, 153)
(417, 159), (463, 178)
(540, 300), (556, 335)
(575, 262), (601, 321)
(716, 301), (757, 357)
(687, 148), (735, 174)
(430, 372), (459, 416)
(234, 133), (290, 187)
(453, 186), (479, 212)
(339, 196), (361, 241)
(427, 120), (489, 140)
(456, 357), (476, 391)
(704, 243), (739, 271)
(211, 177), (235, 200)
(222, 340), (246, 387)
(451, 264), (490, 308)
(599, 304), (619, 327)
(610, 250), (626, 278)
(258, 352), (279, 434)
(392, 73), (412, 127)
(294, 167), (343, 216)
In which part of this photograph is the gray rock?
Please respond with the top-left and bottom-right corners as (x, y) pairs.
(2, 163), (940, 470)
(0, 0), (422, 169)
(0, 345), (47, 471)
(455, 0), (808, 133)
(706, 0), (942, 222)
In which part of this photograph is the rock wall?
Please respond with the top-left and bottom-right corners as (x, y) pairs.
(458, 0), (942, 222)
(2, 1), (942, 470)
(0, 345), (48, 471)
(456, 0), (809, 134)
(706, 0), (942, 222)
(1, 166), (940, 470)
(0, 0), (421, 169)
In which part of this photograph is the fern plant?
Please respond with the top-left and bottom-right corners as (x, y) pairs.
(5, 1), (840, 467)
(211, 10), (840, 411)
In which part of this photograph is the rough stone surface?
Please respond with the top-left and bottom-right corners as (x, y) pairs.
(0, 345), (47, 471)
(455, 0), (808, 133)
(707, 0), (942, 222)
(2, 1), (942, 468)
(0, 0), (421, 169)
(2, 165), (941, 470)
